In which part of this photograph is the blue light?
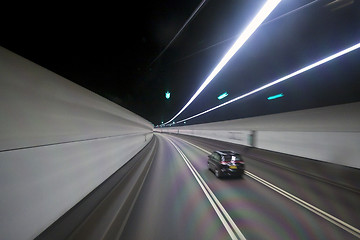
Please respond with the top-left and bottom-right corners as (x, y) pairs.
(217, 92), (229, 100)
(165, 91), (170, 99)
(267, 93), (284, 100)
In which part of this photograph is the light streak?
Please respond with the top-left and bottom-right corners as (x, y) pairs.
(163, 0), (282, 125)
(176, 42), (360, 124)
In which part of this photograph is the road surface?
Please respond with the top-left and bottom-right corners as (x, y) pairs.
(120, 133), (360, 240)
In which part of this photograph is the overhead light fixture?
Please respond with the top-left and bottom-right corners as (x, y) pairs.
(163, 0), (282, 125)
(165, 91), (171, 99)
(218, 92), (229, 100)
(267, 93), (284, 100)
(175, 42), (360, 124)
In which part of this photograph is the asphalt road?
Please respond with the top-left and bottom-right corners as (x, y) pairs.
(120, 133), (360, 240)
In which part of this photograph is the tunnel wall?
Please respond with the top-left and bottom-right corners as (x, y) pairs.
(0, 47), (153, 240)
(157, 102), (360, 169)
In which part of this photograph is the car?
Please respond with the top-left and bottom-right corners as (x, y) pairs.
(208, 150), (245, 178)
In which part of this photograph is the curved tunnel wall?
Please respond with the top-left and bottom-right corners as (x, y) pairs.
(157, 102), (360, 169)
(0, 47), (153, 240)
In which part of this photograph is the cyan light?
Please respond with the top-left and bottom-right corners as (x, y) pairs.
(218, 92), (229, 100)
(165, 91), (170, 99)
(267, 93), (284, 100)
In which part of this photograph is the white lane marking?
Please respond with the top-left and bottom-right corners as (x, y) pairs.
(245, 171), (360, 239)
(165, 136), (246, 240)
(170, 138), (246, 240)
(171, 135), (360, 239)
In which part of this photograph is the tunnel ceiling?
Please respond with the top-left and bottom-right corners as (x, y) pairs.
(1, 0), (359, 126)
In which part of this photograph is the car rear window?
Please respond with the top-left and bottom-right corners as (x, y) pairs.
(223, 155), (241, 161)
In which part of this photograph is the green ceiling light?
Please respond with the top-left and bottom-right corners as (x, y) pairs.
(217, 92), (229, 100)
(267, 93), (284, 100)
(165, 91), (171, 99)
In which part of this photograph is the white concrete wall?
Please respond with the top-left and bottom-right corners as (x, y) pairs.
(257, 131), (360, 168)
(170, 129), (253, 146)
(0, 46), (153, 240)
(157, 102), (360, 169)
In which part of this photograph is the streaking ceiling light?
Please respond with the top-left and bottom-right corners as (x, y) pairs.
(163, 0), (282, 125)
(176, 42), (360, 124)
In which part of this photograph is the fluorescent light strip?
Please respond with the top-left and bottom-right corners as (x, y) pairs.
(268, 93), (284, 100)
(164, 0), (282, 125)
(217, 92), (229, 100)
(176, 42), (360, 124)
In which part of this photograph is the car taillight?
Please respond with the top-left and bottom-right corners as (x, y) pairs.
(236, 160), (244, 163)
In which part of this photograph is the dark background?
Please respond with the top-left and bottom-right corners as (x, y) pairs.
(1, 0), (359, 126)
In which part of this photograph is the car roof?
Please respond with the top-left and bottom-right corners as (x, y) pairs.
(215, 150), (239, 156)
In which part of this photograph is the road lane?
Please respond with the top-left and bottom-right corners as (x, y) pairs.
(166, 136), (246, 240)
(170, 134), (360, 230)
(120, 134), (232, 240)
(167, 134), (359, 239)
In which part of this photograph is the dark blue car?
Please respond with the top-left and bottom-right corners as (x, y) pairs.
(208, 150), (245, 178)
